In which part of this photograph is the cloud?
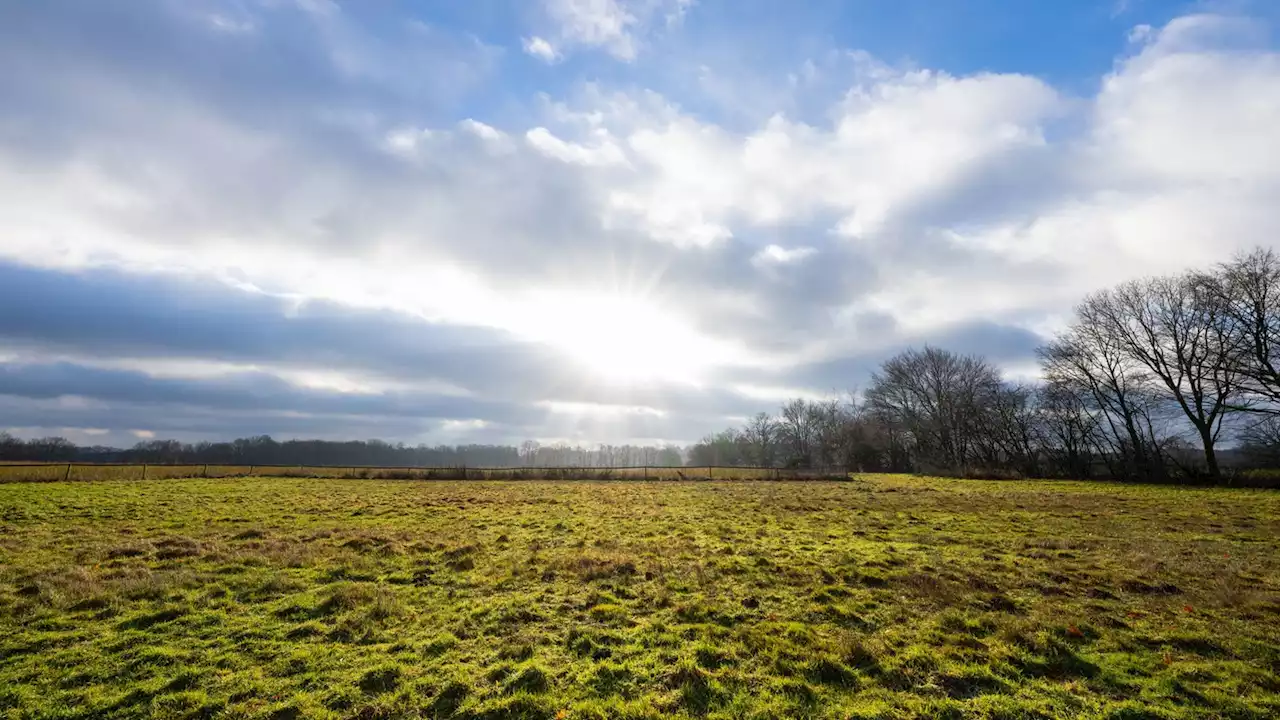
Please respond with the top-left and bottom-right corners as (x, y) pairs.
(526, 127), (629, 166)
(0, 358), (747, 448)
(751, 245), (817, 267)
(523, 36), (561, 62)
(534, 0), (694, 61)
(944, 12), (1280, 301)
(772, 319), (1048, 395)
(520, 65), (1063, 251)
(1, 3), (1279, 443)
(0, 262), (776, 443)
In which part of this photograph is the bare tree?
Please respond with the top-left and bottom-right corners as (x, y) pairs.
(1086, 276), (1242, 479)
(849, 400), (900, 472)
(983, 383), (1041, 476)
(520, 440), (540, 466)
(865, 346), (1004, 473)
(1038, 322), (1170, 481)
(1198, 248), (1280, 411)
(742, 412), (778, 467)
(809, 399), (846, 470)
(1237, 415), (1280, 466)
(1034, 381), (1104, 479)
(778, 398), (818, 467)
(819, 392), (890, 471)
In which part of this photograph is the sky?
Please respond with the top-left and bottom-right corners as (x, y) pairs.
(1, 0), (1279, 448)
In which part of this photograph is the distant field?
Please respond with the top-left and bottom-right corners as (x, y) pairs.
(2, 476), (1278, 719)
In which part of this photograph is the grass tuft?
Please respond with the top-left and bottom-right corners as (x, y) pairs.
(358, 663), (402, 694)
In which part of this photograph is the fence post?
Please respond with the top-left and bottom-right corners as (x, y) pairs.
(643, 465), (648, 481)
(141, 464), (148, 481)
(64, 463), (72, 482)
(202, 464), (208, 478)
(708, 466), (713, 481)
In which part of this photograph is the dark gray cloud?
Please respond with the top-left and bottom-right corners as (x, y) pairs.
(0, 359), (722, 445)
(0, 361), (517, 423)
(0, 362), (737, 447)
(0, 262), (763, 409)
(0, 262), (774, 440)
(736, 319), (1047, 393)
(0, 263), (552, 385)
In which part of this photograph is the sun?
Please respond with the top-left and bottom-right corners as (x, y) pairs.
(516, 289), (722, 385)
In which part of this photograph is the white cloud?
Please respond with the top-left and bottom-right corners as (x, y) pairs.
(729, 384), (828, 403)
(536, 0), (693, 61)
(539, 400), (666, 417)
(526, 127), (628, 166)
(4, 10), (1276, 348)
(523, 36), (560, 62)
(522, 67), (1061, 249)
(206, 13), (256, 34)
(1128, 23), (1154, 44)
(751, 245), (817, 267)
(457, 118), (516, 154)
(1095, 15), (1280, 184)
(866, 14), (1280, 333)
(440, 418), (489, 432)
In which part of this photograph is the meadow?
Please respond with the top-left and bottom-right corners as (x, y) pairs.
(1, 475), (1278, 720)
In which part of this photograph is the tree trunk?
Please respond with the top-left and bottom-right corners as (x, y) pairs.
(1200, 427), (1221, 481)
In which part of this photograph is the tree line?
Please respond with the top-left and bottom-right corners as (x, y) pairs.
(688, 248), (1280, 484)
(0, 434), (684, 468)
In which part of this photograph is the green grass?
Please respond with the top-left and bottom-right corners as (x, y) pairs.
(1, 475), (1278, 719)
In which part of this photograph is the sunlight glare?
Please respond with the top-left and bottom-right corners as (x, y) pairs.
(516, 289), (722, 385)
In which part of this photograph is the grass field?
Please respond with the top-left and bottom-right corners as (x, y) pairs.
(2, 476), (1278, 720)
